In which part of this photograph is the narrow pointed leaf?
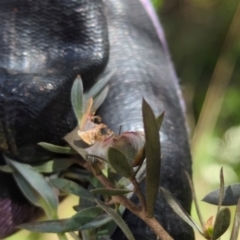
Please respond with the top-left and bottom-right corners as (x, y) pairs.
(142, 98), (161, 217)
(202, 183), (240, 206)
(230, 198), (240, 240)
(108, 147), (133, 178)
(32, 158), (76, 173)
(84, 71), (114, 101)
(161, 187), (204, 236)
(50, 178), (94, 201)
(96, 205), (126, 239)
(6, 157), (58, 219)
(156, 112), (164, 131)
(96, 200), (135, 240)
(19, 219), (68, 233)
(77, 214), (112, 230)
(38, 142), (75, 154)
(211, 208), (230, 240)
(0, 165), (12, 173)
(65, 206), (102, 231)
(217, 167), (224, 214)
(92, 86), (109, 110)
(20, 207), (103, 233)
(71, 75), (84, 124)
(91, 188), (132, 196)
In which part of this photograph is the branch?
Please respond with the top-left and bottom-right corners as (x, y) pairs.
(76, 157), (173, 240)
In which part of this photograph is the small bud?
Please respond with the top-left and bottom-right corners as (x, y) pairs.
(204, 216), (214, 238)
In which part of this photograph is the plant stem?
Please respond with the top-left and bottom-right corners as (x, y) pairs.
(77, 157), (173, 240)
(131, 177), (147, 213)
(138, 214), (173, 240)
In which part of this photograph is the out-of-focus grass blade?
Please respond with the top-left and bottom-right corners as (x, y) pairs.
(160, 187), (204, 236)
(96, 200), (135, 240)
(71, 75), (84, 124)
(230, 198), (240, 240)
(211, 208), (230, 240)
(91, 188), (132, 196)
(108, 147), (133, 178)
(38, 142), (75, 154)
(184, 170), (205, 232)
(6, 156), (58, 219)
(142, 98), (161, 217)
(50, 178), (94, 201)
(202, 183), (240, 206)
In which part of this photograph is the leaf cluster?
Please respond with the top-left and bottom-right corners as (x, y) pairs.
(1, 74), (169, 240)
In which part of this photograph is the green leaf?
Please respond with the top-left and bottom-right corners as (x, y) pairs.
(96, 200), (136, 240)
(92, 86), (109, 111)
(142, 98), (161, 217)
(77, 214), (112, 230)
(5, 156), (58, 219)
(202, 183), (240, 206)
(0, 165), (13, 173)
(212, 208), (231, 240)
(96, 205), (126, 238)
(65, 207), (103, 231)
(160, 187), (204, 236)
(71, 75), (84, 124)
(32, 158), (76, 173)
(156, 112), (164, 131)
(19, 219), (68, 233)
(50, 178), (94, 201)
(38, 142), (75, 154)
(230, 198), (240, 240)
(91, 188), (132, 196)
(20, 207), (103, 233)
(108, 147), (133, 178)
(84, 71), (114, 101)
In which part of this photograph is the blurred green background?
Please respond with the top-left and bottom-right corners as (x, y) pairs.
(6, 0), (240, 239)
(158, 0), (240, 239)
